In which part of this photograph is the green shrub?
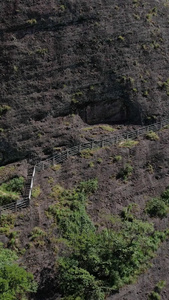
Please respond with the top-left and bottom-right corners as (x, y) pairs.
(0, 105), (11, 115)
(78, 179), (98, 194)
(97, 158), (103, 164)
(154, 280), (166, 293)
(48, 188), (95, 240)
(145, 198), (168, 218)
(0, 243), (37, 299)
(88, 161), (95, 168)
(147, 163), (154, 174)
(113, 155), (122, 162)
(161, 187), (169, 205)
(146, 131), (159, 141)
(80, 149), (94, 159)
(120, 205), (135, 222)
(59, 258), (105, 300)
(30, 227), (46, 241)
(148, 280), (166, 300)
(117, 163), (133, 181)
(148, 291), (161, 300)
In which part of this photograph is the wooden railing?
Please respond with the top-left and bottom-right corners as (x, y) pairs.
(0, 198), (29, 215)
(0, 117), (169, 215)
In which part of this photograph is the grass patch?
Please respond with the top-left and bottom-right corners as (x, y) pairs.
(113, 155), (122, 162)
(80, 148), (100, 159)
(0, 214), (16, 234)
(88, 161), (95, 168)
(81, 124), (116, 132)
(32, 186), (41, 199)
(162, 124), (169, 130)
(98, 125), (116, 132)
(119, 140), (139, 148)
(50, 184), (64, 199)
(51, 164), (61, 171)
(81, 126), (94, 131)
(0, 166), (16, 182)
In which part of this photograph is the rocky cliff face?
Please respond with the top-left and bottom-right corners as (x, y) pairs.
(1, 2), (169, 299)
(0, 0), (169, 164)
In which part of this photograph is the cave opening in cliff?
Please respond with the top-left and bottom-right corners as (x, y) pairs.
(77, 98), (143, 126)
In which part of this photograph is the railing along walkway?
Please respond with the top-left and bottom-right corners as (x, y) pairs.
(35, 118), (168, 171)
(0, 117), (168, 215)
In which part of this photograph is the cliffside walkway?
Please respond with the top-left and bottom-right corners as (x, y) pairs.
(0, 118), (169, 215)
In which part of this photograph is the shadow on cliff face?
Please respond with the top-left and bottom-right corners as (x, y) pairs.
(78, 98), (143, 125)
(76, 74), (143, 125)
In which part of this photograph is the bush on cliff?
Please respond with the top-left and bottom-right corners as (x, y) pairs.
(0, 244), (37, 300)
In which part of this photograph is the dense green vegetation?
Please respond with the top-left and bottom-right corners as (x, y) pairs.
(0, 243), (37, 300)
(145, 187), (169, 218)
(0, 177), (24, 206)
(48, 180), (168, 300)
(145, 198), (169, 218)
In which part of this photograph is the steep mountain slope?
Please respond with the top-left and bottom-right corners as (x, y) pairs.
(0, 1), (169, 299)
(1, 128), (169, 300)
(0, 0), (169, 164)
